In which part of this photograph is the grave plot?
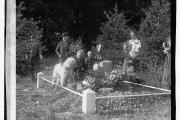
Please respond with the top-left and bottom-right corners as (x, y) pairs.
(38, 68), (171, 99)
(39, 67), (171, 95)
(57, 79), (170, 98)
(37, 70), (170, 114)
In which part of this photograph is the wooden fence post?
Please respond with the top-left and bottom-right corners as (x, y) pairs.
(37, 72), (43, 88)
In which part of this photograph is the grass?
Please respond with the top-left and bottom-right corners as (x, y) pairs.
(16, 57), (171, 120)
(137, 69), (169, 89)
(16, 75), (171, 120)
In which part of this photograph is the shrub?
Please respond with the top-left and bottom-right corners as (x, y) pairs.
(96, 3), (129, 62)
(135, 0), (171, 88)
(137, 0), (170, 71)
(69, 35), (84, 55)
(16, 2), (42, 75)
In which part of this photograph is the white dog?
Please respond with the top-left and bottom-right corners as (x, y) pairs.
(52, 57), (76, 87)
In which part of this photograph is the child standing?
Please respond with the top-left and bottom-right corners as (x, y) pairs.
(85, 51), (95, 70)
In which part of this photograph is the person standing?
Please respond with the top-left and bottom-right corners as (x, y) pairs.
(123, 31), (141, 74)
(55, 32), (72, 63)
(28, 35), (43, 82)
(85, 51), (95, 70)
(85, 51), (101, 70)
(162, 36), (171, 89)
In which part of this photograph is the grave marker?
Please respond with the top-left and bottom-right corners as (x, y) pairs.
(82, 89), (96, 114)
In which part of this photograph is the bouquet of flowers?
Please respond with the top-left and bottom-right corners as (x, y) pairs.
(103, 69), (125, 87)
(81, 71), (106, 91)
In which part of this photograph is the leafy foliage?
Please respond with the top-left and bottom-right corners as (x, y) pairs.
(17, 2), (42, 59)
(69, 35), (84, 55)
(16, 2), (42, 74)
(137, 0), (171, 70)
(16, 0), (113, 53)
(97, 4), (129, 62)
(16, 0), (153, 54)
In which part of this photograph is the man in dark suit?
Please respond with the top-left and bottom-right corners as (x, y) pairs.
(55, 32), (72, 63)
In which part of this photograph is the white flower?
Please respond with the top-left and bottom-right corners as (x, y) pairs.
(109, 74), (116, 80)
(82, 80), (90, 86)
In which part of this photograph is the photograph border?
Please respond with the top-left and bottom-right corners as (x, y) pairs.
(4, 0), (178, 119)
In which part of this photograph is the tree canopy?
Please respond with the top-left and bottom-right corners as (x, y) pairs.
(16, 0), (153, 54)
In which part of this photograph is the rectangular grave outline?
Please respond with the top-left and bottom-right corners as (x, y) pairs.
(38, 72), (171, 100)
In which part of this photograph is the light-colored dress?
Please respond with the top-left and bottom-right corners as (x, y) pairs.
(123, 38), (141, 74)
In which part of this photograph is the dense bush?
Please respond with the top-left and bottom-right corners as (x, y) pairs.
(128, 0), (171, 88)
(96, 4), (130, 62)
(69, 35), (84, 55)
(137, 0), (170, 71)
(16, 2), (43, 75)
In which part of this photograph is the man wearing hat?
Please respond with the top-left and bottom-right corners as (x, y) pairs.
(55, 32), (72, 63)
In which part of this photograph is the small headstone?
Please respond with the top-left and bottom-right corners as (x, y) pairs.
(82, 89), (96, 114)
(99, 60), (113, 72)
(93, 63), (99, 71)
(98, 88), (113, 94)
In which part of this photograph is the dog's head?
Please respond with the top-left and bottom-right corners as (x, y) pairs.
(63, 57), (77, 69)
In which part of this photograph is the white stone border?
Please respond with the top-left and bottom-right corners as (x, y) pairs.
(37, 72), (82, 97)
(96, 92), (171, 99)
(96, 81), (171, 99)
(123, 80), (171, 93)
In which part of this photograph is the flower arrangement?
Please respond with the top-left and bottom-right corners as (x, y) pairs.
(81, 71), (106, 91)
(82, 69), (128, 91)
(82, 75), (97, 90)
(103, 69), (125, 87)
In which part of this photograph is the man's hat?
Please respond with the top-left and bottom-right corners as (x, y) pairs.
(77, 49), (84, 54)
(62, 32), (70, 37)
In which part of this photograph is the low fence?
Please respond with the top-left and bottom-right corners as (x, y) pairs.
(37, 73), (82, 97)
(37, 72), (171, 114)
